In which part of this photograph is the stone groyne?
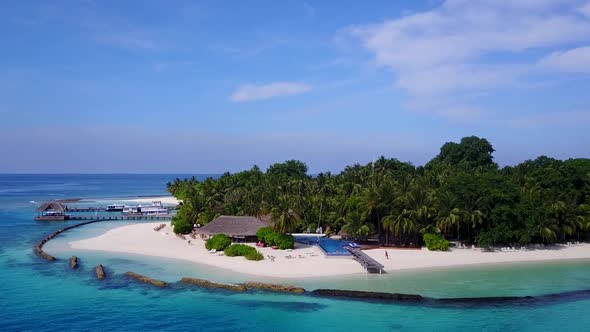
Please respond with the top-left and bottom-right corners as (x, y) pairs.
(242, 281), (306, 294)
(180, 277), (247, 292)
(34, 220), (105, 261)
(125, 272), (167, 288)
(312, 289), (423, 302)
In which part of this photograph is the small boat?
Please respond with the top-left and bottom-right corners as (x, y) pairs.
(106, 204), (125, 212)
(123, 201), (168, 215)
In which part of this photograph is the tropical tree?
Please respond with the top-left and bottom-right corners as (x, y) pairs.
(271, 195), (301, 233)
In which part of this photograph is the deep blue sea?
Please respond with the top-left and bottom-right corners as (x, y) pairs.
(1, 174), (590, 331)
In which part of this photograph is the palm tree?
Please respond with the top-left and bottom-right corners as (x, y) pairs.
(384, 209), (418, 243)
(574, 203), (590, 241)
(271, 195), (301, 233)
(437, 207), (462, 239)
(548, 201), (576, 242)
(435, 191), (461, 239)
(341, 211), (371, 241)
(360, 182), (383, 240)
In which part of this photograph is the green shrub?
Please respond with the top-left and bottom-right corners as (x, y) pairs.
(256, 226), (294, 249)
(205, 234), (232, 251)
(224, 244), (241, 256)
(256, 227), (273, 242)
(275, 233), (294, 249)
(172, 217), (192, 234)
(223, 244), (264, 261)
(423, 233), (449, 251)
(245, 250), (264, 261)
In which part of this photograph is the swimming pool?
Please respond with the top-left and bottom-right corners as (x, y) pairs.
(294, 236), (352, 256)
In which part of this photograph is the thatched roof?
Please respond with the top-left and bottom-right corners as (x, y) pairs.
(36, 201), (65, 212)
(196, 216), (267, 237)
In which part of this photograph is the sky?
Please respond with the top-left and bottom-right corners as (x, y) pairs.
(1, 0), (589, 173)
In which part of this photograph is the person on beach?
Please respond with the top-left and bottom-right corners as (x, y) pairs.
(385, 251), (389, 259)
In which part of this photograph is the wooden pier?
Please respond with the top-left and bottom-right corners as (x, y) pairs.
(65, 207), (106, 212)
(34, 214), (173, 221)
(34, 201), (174, 221)
(345, 247), (385, 274)
(66, 215), (173, 221)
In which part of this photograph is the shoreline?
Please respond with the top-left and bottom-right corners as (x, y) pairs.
(68, 222), (590, 279)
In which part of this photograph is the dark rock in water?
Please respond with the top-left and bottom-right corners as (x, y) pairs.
(434, 296), (534, 306)
(180, 277), (247, 292)
(125, 272), (167, 288)
(242, 281), (306, 294)
(312, 289), (423, 302)
(70, 256), (78, 269)
(34, 244), (56, 261)
(96, 264), (106, 280)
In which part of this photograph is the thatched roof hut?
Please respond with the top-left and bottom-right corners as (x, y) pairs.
(35, 201), (67, 221)
(195, 216), (267, 240)
(36, 202), (66, 213)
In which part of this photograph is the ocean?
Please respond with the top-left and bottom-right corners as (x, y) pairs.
(1, 174), (590, 331)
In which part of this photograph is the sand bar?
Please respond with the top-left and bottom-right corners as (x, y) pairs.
(69, 222), (590, 278)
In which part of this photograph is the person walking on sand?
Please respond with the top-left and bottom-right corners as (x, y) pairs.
(385, 251), (389, 260)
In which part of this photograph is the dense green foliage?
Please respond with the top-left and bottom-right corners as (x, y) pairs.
(205, 234), (231, 251)
(172, 217), (192, 234)
(256, 227), (295, 249)
(168, 136), (590, 247)
(423, 233), (449, 251)
(224, 244), (264, 261)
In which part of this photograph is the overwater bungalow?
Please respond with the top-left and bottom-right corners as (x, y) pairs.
(35, 201), (67, 221)
(195, 216), (267, 242)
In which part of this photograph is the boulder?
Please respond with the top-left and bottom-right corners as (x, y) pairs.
(241, 281), (306, 294)
(180, 277), (247, 292)
(70, 256), (78, 269)
(95, 264), (106, 280)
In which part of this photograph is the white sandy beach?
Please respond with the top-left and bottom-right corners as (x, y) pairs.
(69, 222), (590, 278)
(125, 196), (180, 205)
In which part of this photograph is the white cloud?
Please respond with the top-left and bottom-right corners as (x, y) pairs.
(346, 0), (590, 119)
(230, 82), (312, 102)
(540, 46), (590, 72)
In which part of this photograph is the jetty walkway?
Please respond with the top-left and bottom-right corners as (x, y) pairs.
(67, 215), (173, 221)
(345, 247), (385, 274)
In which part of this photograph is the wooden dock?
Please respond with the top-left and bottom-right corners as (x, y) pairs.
(66, 215), (174, 221)
(65, 207), (106, 212)
(345, 247), (385, 274)
(35, 215), (174, 221)
(35, 200), (174, 221)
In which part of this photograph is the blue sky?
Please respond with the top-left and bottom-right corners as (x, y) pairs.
(1, 0), (590, 173)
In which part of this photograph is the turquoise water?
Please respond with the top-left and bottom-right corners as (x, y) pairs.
(2, 175), (590, 331)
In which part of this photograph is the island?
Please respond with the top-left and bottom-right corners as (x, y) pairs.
(67, 136), (590, 279)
